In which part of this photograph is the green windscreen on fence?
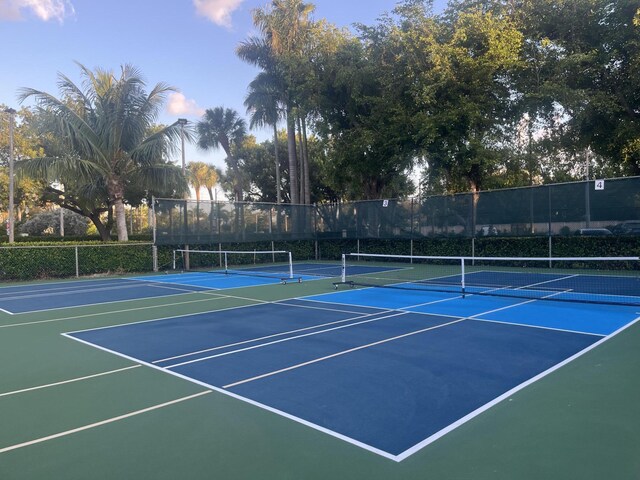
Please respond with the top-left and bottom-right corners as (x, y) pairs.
(153, 176), (640, 245)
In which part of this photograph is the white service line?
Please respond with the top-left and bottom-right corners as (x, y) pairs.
(0, 391), (211, 455)
(223, 317), (467, 389)
(0, 365), (141, 398)
(166, 311), (409, 369)
(154, 309), (395, 364)
(222, 295), (547, 389)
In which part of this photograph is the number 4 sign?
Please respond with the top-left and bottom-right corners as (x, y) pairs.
(594, 179), (605, 190)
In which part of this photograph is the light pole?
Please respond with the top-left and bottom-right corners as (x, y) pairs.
(177, 118), (189, 270)
(5, 108), (16, 243)
(177, 118), (187, 173)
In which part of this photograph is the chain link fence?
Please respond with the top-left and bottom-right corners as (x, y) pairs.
(154, 176), (640, 245)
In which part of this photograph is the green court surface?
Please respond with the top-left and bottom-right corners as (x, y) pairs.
(0, 275), (639, 480)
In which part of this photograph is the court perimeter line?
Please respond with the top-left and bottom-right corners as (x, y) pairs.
(63, 333), (398, 461)
(395, 314), (640, 461)
(0, 391), (211, 455)
(0, 282), (201, 303)
(0, 365), (141, 398)
(0, 291), (269, 329)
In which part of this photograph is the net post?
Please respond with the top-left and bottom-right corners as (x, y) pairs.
(341, 254), (346, 283)
(75, 246), (79, 278)
(460, 257), (466, 298)
(172, 250), (176, 270)
(224, 252), (228, 274)
(289, 251), (293, 279)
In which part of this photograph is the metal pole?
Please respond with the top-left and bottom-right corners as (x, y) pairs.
(585, 149), (591, 228)
(178, 118), (187, 173)
(177, 118), (189, 270)
(5, 108), (16, 243)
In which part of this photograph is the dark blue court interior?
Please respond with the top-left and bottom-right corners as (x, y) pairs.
(65, 289), (639, 458)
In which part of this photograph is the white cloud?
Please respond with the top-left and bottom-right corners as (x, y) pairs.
(0, 0), (75, 22)
(167, 92), (206, 117)
(193, 0), (244, 28)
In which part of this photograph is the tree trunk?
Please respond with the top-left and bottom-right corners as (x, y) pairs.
(89, 212), (112, 241)
(273, 123), (281, 204)
(108, 176), (129, 241)
(301, 115), (311, 205)
(297, 115), (306, 204)
(286, 104), (299, 205)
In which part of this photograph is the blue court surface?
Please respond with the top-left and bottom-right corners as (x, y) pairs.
(64, 287), (640, 460)
(0, 263), (367, 314)
(0, 278), (209, 314)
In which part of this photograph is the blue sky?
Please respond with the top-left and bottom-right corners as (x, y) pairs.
(0, 0), (446, 171)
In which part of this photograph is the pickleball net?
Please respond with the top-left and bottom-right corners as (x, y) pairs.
(173, 249), (295, 281)
(335, 253), (640, 306)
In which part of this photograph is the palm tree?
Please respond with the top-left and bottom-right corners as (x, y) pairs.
(203, 164), (220, 201)
(243, 72), (283, 204)
(18, 63), (187, 241)
(196, 107), (246, 202)
(187, 161), (212, 202)
(239, 0), (316, 205)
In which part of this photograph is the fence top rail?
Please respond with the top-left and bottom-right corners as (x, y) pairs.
(0, 242), (153, 250)
(347, 253), (640, 262)
(175, 249), (289, 255)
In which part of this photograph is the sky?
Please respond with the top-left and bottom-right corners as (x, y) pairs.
(0, 0), (446, 171)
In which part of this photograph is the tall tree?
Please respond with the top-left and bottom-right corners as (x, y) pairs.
(244, 0), (316, 205)
(18, 63), (188, 241)
(243, 72), (284, 203)
(196, 107), (247, 201)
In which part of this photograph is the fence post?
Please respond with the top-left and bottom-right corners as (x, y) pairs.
(152, 245), (158, 272)
(75, 246), (79, 278)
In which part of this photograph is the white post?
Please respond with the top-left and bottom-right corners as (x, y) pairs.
(289, 251), (293, 279)
(60, 206), (64, 237)
(341, 254), (346, 283)
(5, 108), (16, 243)
(460, 257), (466, 298)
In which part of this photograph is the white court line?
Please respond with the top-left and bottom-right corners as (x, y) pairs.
(154, 307), (395, 364)
(395, 314), (640, 461)
(1, 283), (214, 315)
(223, 316), (466, 389)
(0, 291), (260, 329)
(222, 295), (550, 389)
(62, 333), (399, 461)
(165, 311), (408, 369)
(0, 365), (141, 398)
(0, 391), (211, 455)
(61, 304), (640, 462)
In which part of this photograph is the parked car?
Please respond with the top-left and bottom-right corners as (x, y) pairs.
(478, 225), (498, 236)
(577, 228), (613, 236)
(611, 221), (640, 235)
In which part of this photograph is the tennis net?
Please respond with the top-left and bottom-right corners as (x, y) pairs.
(336, 253), (640, 306)
(173, 249), (295, 281)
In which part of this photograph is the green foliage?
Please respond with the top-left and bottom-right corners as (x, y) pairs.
(0, 242), (154, 281)
(19, 209), (89, 236)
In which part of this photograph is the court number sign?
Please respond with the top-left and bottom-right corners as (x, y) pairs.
(594, 179), (605, 190)
(382, 200), (389, 207)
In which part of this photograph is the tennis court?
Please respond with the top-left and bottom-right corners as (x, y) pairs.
(1, 254), (639, 479)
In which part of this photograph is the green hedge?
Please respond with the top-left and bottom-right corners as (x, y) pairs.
(1, 236), (638, 282)
(0, 242), (154, 281)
